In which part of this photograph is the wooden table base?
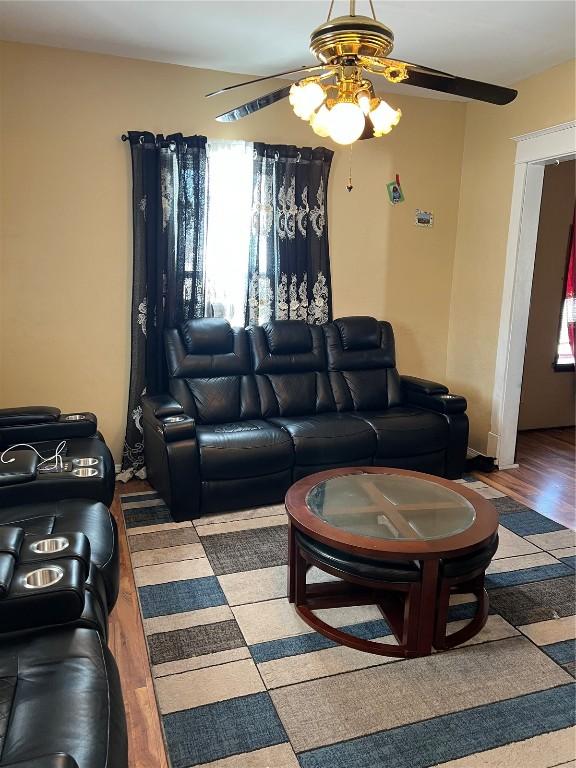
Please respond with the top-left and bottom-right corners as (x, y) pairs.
(288, 522), (490, 658)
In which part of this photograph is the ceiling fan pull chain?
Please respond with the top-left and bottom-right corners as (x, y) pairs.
(347, 144), (354, 192)
(326, 0), (334, 22)
(368, 0), (377, 20)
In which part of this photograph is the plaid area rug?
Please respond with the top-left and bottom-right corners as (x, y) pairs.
(120, 478), (576, 768)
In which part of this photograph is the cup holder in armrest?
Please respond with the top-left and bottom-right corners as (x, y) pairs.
(30, 536), (70, 555)
(72, 457), (99, 467)
(163, 415), (187, 423)
(72, 467), (98, 478)
(65, 414), (85, 421)
(1, 559), (86, 633)
(23, 565), (65, 589)
(22, 532), (90, 578)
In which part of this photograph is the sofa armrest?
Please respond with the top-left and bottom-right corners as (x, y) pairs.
(142, 394), (185, 419)
(401, 376), (467, 414)
(0, 412), (98, 446)
(142, 394), (201, 520)
(142, 395), (196, 443)
(0, 449), (39, 486)
(0, 755), (79, 768)
(401, 376), (449, 396)
(0, 406), (61, 427)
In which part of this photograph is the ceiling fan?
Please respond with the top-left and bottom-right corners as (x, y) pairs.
(206, 0), (518, 145)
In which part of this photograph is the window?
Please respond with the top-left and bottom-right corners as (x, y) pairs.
(556, 296), (575, 368)
(204, 140), (255, 326)
(555, 218), (575, 370)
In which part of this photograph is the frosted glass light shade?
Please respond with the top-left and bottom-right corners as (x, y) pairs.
(310, 105), (331, 137)
(290, 81), (326, 120)
(327, 102), (365, 145)
(369, 99), (402, 136)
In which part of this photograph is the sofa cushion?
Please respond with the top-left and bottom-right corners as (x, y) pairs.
(270, 413), (376, 466)
(353, 408), (449, 458)
(334, 316), (381, 351)
(0, 499), (119, 610)
(263, 320), (312, 354)
(181, 318), (234, 355)
(0, 627), (127, 768)
(196, 420), (294, 481)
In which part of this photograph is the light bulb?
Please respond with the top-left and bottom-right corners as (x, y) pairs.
(327, 102), (365, 145)
(356, 90), (372, 115)
(310, 105), (331, 137)
(290, 81), (326, 120)
(369, 99), (402, 137)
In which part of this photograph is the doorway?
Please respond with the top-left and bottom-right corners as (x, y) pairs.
(490, 121), (576, 469)
(517, 160), (575, 440)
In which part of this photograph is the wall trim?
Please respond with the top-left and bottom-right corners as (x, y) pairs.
(491, 120), (576, 469)
(512, 120), (576, 143)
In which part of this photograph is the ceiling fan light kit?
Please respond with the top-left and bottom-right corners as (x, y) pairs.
(207, 1), (518, 146)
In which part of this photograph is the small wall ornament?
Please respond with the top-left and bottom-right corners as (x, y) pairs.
(415, 209), (434, 227)
(387, 174), (404, 205)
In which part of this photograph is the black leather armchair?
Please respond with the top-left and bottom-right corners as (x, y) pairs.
(143, 316), (469, 520)
(0, 406), (115, 507)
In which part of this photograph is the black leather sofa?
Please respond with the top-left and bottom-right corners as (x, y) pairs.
(0, 409), (127, 768)
(0, 407), (115, 507)
(144, 316), (469, 520)
(0, 627), (127, 767)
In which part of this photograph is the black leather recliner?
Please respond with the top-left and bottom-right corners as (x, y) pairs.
(0, 409), (126, 767)
(144, 316), (469, 520)
(0, 496), (119, 611)
(0, 627), (127, 768)
(324, 316), (467, 477)
(0, 406), (115, 507)
(249, 321), (376, 479)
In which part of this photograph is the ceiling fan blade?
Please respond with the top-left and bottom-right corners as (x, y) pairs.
(215, 85), (292, 122)
(206, 64), (328, 98)
(385, 60), (517, 105)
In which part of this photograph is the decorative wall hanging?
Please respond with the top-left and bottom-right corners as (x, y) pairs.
(415, 209), (434, 227)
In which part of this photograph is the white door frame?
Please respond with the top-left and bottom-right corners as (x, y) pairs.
(489, 120), (576, 469)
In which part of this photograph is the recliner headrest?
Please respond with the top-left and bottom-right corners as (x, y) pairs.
(263, 320), (313, 354)
(180, 318), (234, 355)
(335, 317), (380, 351)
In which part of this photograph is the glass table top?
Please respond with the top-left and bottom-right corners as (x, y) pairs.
(305, 473), (476, 541)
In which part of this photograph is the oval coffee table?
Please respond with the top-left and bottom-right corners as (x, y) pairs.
(285, 467), (499, 658)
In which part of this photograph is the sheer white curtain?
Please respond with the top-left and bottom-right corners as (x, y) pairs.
(204, 140), (254, 326)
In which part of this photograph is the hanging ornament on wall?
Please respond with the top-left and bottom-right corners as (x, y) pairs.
(386, 173), (404, 204)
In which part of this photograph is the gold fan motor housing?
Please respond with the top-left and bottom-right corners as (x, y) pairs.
(310, 15), (394, 63)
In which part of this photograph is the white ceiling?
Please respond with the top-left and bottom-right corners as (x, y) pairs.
(0, 1), (574, 101)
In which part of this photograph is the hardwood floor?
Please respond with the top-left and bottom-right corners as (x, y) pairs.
(109, 479), (169, 768)
(109, 428), (575, 767)
(474, 427), (575, 528)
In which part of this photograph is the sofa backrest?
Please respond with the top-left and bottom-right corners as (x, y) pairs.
(248, 320), (335, 417)
(324, 316), (402, 411)
(165, 318), (260, 424)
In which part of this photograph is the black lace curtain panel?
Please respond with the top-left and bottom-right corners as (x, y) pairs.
(120, 134), (333, 479)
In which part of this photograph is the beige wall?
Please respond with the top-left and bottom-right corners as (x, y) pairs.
(0, 42), (466, 461)
(518, 160), (575, 430)
(446, 60), (576, 453)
